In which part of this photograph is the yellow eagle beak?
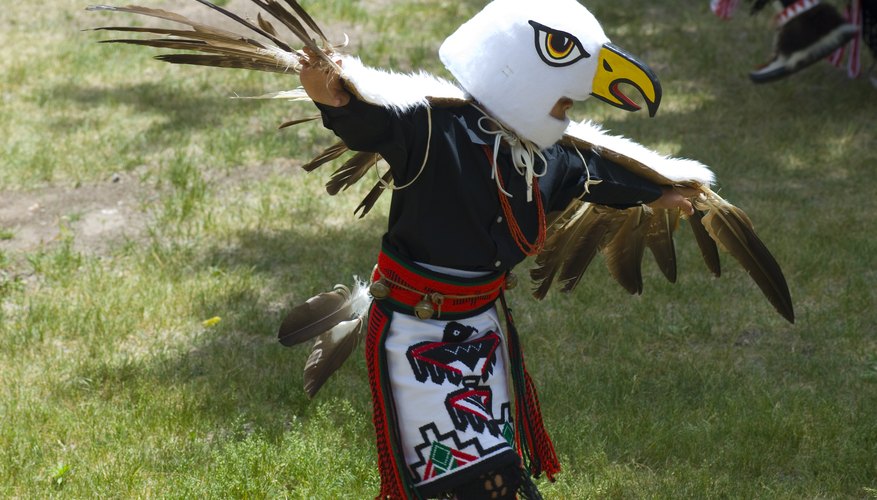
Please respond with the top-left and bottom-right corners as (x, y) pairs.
(590, 43), (662, 117)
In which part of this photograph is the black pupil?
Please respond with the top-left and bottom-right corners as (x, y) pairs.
(550, 34), (570, 53)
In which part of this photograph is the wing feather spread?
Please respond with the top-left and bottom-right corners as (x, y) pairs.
(531, 126), (794, 323)
(89, 1), (793, 322)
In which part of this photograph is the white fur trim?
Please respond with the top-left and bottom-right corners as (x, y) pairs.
(338, 55), (466, 112)
(565, 121), (716, 186)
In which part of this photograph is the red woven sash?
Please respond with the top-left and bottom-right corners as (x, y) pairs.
(372, 248), (507, 318)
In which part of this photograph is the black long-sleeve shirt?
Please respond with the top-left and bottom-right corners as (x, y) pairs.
(318, 98), (662, 273)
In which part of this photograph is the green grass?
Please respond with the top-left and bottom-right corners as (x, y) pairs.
(2, 0), (876, 498)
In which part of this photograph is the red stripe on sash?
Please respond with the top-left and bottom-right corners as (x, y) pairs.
(373, 249), (506, 317)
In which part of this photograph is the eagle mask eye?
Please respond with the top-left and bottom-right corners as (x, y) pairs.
(529, 20), (590, 67)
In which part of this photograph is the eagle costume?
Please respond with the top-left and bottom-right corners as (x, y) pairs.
(90, 0), (794, 498)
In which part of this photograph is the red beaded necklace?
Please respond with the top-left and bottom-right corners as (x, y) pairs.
(481, 145), (546, 256)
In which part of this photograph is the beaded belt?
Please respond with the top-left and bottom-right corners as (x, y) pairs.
(370, 245), (515, 320)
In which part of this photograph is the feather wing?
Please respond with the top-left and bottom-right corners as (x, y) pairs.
(354, 170), (393, 219)
(533, 122), (793, 323)
(697, 191), (794, 323)
(326, 152), (381, 195)
(601, 206), (648, 295)
(303, 316), (364, 398)
(688, 209), (722, 277)
(89, 1), (469, 216)
(556, 206), (627, 293)
(278, 285), (354, 346)
(644, 207), (679, 283)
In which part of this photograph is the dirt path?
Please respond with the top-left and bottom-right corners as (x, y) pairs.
(0, 173), (152, 255)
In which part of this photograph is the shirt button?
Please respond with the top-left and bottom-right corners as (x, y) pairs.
(494, 260), (502, 268)
(496, 216), (503, 223)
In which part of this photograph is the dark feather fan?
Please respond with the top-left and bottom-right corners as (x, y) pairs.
(531, 130), (794, 323)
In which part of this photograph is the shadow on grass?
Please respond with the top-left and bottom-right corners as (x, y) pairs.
(166, 217), (385, 429)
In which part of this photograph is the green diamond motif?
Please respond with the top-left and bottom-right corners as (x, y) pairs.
(429, 442), (455, 473)
(502, 422), (515, 446)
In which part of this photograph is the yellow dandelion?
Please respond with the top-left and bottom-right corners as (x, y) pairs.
(202, 316), (222, 328)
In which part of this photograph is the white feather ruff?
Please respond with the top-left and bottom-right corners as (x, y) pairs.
(339, 55), (467, 112)
(349, 277), (372, 319)
(565, 120), (716, 186)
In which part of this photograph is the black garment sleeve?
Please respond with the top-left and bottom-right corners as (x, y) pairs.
(544, 145), (664, 211)
(581, 153), (664, 209)
(315, 99), (396, 152)
(314, 98), (421, 184)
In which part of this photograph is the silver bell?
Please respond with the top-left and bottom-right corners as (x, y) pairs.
(369, 279), (390, 299)
(413, 298), (435, 320)
(505, 272), (518, 290)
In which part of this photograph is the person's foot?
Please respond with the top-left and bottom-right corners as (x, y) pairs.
(750, 0), (859, 83)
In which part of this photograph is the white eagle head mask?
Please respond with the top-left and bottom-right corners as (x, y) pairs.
(439, 0), (662, 149)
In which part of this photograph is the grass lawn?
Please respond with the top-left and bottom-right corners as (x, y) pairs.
(1, 0), (876, 497)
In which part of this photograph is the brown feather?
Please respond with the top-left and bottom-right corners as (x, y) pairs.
(688, 209), (722, 277)
(530, 199), (585, 299)
(190, 0), (294, 52)
(326, 152), (380, 195)
(100, 38), (277, 62)
(301, 141), (348, 172)
(601, 207), (648, 295)
(555, 205), (627, 293)
(426, 96), (472, 108)
(278, 285), (354, 346)
(88, 5), (215, 31)
(278, 115), (321, 129)
(355, 170), (393, 218)
(281, 0), (330, 42)
(256, 12), (278, 37)
(155, 54), (292, 74)
(91, 26), (269, 50)
(644, 208), (679, 283)
(700, 198), (794, 323)
(249, 0), (337, 70)
(302, 316), (364, 398)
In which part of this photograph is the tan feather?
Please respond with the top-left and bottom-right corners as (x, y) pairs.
(190, 0), (295, 52)
(256, 12), (278, 37)
(89, 3), (294, 52)
(601, 206), (649, 295)
(100, 37), (279, 64)
(644, 208), (679, 283)
(278, 285), (354, 346)
(301, 141), (348, 172)
(302, 316), (364, 398)
(281, 0), (330, 42)
(688, 209), (721, 277)
(530, 199), (585, 299)
(698, 193), (794, 323)
(555, 204), (626, 293)
(278, 115), (321, 129)
(155, 54), (292, 74)
(326, 152), (380, 195)
(249, 0), (338, 70)
(354, 170), (392, 218)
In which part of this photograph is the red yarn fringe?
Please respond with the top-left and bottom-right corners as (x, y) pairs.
(365, 303), (410, 499)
